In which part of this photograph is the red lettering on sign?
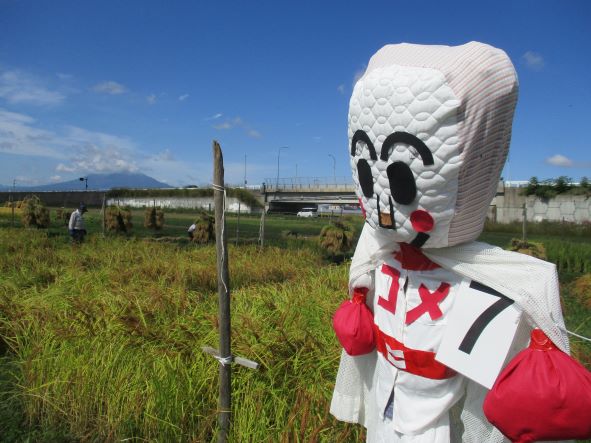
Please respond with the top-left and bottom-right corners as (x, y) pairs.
(378, 264), (400, 314)
(405, 282), (450, 324)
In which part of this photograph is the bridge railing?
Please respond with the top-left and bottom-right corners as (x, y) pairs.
(263, 177), (355, 192)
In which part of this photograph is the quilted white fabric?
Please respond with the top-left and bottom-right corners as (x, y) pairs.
(350, 65), (461, 248)
(349, 41), (518, 247)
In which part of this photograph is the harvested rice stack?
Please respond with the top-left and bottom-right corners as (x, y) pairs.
(144, 207), (165, 230)
(573, 273), (591, 309)
(106, 206), (133, 233)
(192, 211), (214, 244)
(319, 220), (354, 256)
(55, 208), (70, 226)
(21, 195), (50, 228)
(510, 239), (547, 260)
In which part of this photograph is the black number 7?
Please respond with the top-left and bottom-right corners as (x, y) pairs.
(459, 281), (514, 354)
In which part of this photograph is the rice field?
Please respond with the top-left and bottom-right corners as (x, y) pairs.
(0, 212), (590, 442)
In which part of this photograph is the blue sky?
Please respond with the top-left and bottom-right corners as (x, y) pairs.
(0, 0), (589, 188)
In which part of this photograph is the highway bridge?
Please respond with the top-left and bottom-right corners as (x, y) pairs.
(255, 177), (359, 213)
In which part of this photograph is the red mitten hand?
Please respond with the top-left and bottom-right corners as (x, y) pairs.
(483, 329), (591, 443)
(333, 287), (375, 356)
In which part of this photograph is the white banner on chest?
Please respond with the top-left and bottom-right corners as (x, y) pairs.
(435, 279), (521, 389)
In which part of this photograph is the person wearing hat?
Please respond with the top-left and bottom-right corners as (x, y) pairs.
(69, 203), (88, 243)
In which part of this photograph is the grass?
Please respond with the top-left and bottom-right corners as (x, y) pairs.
(0, 228), (363, 442)
(0, 216), (590, 442)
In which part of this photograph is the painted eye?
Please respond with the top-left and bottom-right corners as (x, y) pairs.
(387, 161), (416, 205)
(357, 159), (374, 198)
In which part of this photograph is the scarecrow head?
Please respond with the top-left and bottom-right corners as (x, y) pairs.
(350, 42), (518, 248)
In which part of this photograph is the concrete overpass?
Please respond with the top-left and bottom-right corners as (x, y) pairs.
(256, 177), (358, 213)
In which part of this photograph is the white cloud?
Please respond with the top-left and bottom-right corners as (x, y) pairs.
(337, 84), (345, 94)
(545, 154), (591, 168)
(147, 94), (157, 105)
(213, 116), (262, 138)
(56, 163), (75, 173)
(546, 154), (574, 167)
(178, 94), (189, 101)
(522, 51), (545, 70)
(0, 107), (140, 175)
(50, 175), (62, 182)
(152, 148), (175, 161)
(247, 129), (261, 139)
(204, 113), (223, 121)
(0, 69), (65, 105)
(56, 73), (73, 80)
(0, 108), (66, 157)
(92, 81), (127, 95)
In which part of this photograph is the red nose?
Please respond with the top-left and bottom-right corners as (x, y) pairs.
(410, 210), (434, 233)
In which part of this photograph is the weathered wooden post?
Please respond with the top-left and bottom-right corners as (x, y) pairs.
(204, 141), (259, 443)
(235, 201), (241, 245)
(212, 141), (231, 442)
(259, 182), (267, 248)
(102, 194), (106, 236)
(522, 203), (528, 244)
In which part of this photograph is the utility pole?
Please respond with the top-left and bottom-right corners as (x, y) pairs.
(79, 176), (88, 191)
(243, 154), (247, 189)
(329, 154), (336, 184)
(275, 146), (288, 194)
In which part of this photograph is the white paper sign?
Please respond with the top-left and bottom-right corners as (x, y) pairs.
(436, 279), (521, 389)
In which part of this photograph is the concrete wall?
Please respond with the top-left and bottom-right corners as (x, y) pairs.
(491, 187), (591, 223)
(106, 196), (253, 213)
(0, 191), (105, 207)
(0, 191), (254, 213)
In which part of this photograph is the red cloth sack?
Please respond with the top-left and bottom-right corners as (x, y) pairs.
(483, 329), (591, 443)
(333, 287), (375, 356)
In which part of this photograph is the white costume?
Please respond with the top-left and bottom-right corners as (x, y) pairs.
(330, 42), (570, 442)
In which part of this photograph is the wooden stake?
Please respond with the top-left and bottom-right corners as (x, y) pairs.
(213, 141), (231, 443)
(522, 203), (527, 244)
(102, 194), (106, 236)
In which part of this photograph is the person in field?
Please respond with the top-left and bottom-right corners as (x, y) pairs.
(187, 222), (196, 240)
(69, 203), (88, 243)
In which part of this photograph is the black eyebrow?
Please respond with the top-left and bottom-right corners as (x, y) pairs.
(379, 132), (434, 165)
(350, 130), (377, 160)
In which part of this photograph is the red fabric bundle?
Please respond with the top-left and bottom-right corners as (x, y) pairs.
(333, 287), (375, 356)
(483, 329), (591, 443)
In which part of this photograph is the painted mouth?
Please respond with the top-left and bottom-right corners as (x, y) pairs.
(374, 199), (432, 248)
(376, 196), (396, 229)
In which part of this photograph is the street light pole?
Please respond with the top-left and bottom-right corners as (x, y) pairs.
(276, 146), (288, 192)
(328, 154), (336, 184)
(244, 154), (247, 188)
(79, 176), (88, 191)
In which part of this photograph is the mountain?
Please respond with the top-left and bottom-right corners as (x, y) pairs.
(2, 173), (172, 191)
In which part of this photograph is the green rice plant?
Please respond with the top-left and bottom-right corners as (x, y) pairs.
(0, 229), (366, 441)
(544, 239), (591, 274)
(5, 228), (589, 442)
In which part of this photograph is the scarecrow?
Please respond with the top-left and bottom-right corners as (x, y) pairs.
(331, 42), (590, 442)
